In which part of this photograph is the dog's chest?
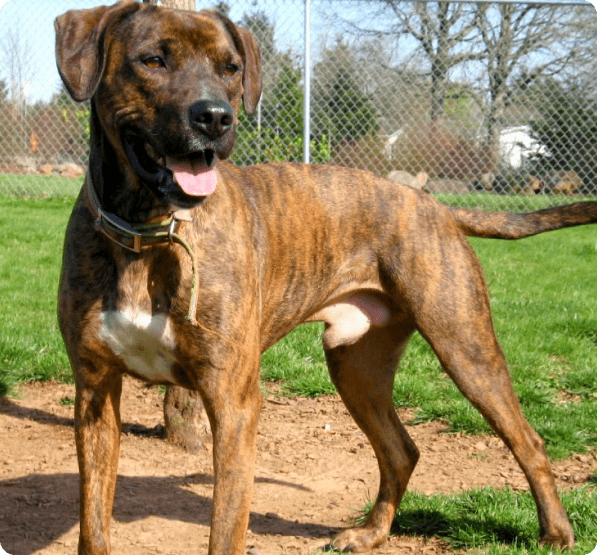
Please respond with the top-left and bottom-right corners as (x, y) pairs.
(99, 309), (178, 383)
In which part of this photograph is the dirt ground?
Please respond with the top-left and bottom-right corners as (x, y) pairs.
(1, 378), (595, 555)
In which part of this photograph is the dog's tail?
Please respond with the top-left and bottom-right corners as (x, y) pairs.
(451, 201), (597, 239)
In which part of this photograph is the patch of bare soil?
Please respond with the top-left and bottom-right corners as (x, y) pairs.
(1, 378), (595, 555)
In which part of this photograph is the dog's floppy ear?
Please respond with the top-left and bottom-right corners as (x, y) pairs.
(54, 1), (140, 102)
(206, 10), (263, 116)
(236, 27), (262, 116)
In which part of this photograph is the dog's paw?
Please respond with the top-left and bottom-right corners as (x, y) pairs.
(329, 527), (387, 553)
(539, 523), (575, 550)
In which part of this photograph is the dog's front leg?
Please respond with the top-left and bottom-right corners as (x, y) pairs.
(75, 371), (123, 555)
(203, 352), (262, 555)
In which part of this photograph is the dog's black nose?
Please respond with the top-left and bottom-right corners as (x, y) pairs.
(189, 100), (234, 139)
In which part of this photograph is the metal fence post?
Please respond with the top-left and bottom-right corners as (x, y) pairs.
(303, 0), (311, 164)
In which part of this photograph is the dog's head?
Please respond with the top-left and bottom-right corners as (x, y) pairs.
(55, 0), (262, 209)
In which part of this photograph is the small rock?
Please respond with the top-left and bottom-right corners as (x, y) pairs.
(59, 163), (86, 179)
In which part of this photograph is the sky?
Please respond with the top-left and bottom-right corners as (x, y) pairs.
(0, 0), (99, 103)
(0, 0), (595, 104)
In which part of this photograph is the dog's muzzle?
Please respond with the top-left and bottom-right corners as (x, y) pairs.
(121, 100), (236, 208)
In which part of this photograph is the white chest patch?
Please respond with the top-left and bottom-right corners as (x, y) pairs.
(99, 311), (177, 383)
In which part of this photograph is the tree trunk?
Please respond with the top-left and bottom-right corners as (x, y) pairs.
(163, 386), (211, 451)
(429, 2), (451, 123)
(429, 58), (448, 123)
(152, 0), (210, 452)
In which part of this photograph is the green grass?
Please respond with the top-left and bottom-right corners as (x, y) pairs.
(261, 322), (332, 396)
(358, 486), (597, 554)
(0, 174), (83, 198)
(435, 192), (596, 211)
(0, 196), (75, 394)
(1, 191), (596, 461)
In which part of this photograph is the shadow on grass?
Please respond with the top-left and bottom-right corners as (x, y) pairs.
(390, 506), (534, 550)
(380, 486), (597, 554)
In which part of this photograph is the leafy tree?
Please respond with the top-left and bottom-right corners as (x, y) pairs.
(312, 37), (378, 146)
(239, 11), (275, 64)
(264, 62), (303, 137)
(443, 84), (482, 135)
(50, 83), (90, 154)
(234, 60), (330, 165)
(231, 11), (329, 164)
(319, 67), (377, 145)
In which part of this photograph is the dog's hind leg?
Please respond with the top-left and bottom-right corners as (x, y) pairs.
(411, 245), (574, 549)
(424, 332), (574, 547)
(323, 317), (419, 552)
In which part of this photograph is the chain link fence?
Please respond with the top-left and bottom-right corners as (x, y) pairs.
(0, 0), (596, 209)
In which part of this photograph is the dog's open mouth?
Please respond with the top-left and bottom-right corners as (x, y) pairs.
(165, 152), (218, 197)
(122, 131), (218, 204)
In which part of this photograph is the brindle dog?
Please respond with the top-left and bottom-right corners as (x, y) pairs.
(55, 2), (597, 553)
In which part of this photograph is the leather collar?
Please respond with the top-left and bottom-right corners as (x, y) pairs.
(83, 173), (192, 253)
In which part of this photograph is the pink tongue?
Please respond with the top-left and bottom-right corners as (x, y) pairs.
(167, 158), (217, 197)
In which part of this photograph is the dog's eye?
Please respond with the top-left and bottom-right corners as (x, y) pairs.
(224, 63), (239, 76)
(143, 56), (165, 69)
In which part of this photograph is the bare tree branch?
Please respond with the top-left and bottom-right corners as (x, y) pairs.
(475, 3), (582, 149)
(1, 23), (35, 105)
